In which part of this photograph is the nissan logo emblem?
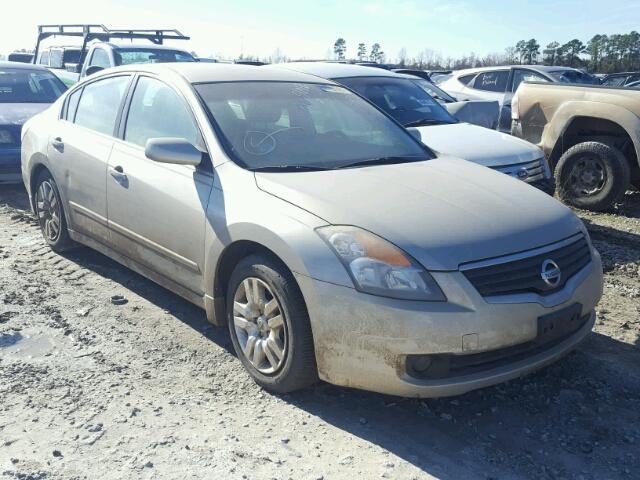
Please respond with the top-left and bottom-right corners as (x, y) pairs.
(541, 259), (562, 288)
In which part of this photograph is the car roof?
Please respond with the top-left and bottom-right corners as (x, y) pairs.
(452, 65), (582, 76)
(273, 62), (405, 80)
(0, 61), (50, 72)
(91, 62), (336, 84)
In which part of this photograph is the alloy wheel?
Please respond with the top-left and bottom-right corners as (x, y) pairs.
(36, 181), (61, 242)
(233, 277), (287, 374)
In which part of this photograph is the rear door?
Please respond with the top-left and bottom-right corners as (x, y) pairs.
(106, 75), (213, 295)
(47, 74), (132, 240)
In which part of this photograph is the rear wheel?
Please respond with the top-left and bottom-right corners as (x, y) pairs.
(226, 254), (317, 393)
(555, 141), (630, 211)
(34, 170), (74, 252)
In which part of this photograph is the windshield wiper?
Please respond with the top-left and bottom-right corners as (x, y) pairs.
(250, 164), (334, 172)
(403, 118), (456, 127)
(337, 156), (427, 169)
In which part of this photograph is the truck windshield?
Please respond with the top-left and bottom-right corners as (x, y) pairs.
(0, 68), (66, 103)
(195, 81), (431, 171)
(338, 76), (458, 127)
(114, 49), (196, 66)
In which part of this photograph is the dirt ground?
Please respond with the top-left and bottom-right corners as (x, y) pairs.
(1, 184), (639, 480)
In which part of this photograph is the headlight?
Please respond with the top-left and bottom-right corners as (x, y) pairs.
(317, 226), (446, 301)
(0, 129), (13, 144)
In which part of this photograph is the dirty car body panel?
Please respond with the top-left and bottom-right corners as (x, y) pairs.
(22, 63), (603, 397)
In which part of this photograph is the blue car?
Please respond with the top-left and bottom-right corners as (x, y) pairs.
(0, 61), (66, 183)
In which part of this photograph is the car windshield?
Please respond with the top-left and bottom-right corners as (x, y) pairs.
(114, 49), (196, 66)
(549, 70), (599, 84)
(337, 76), (458, 127)
(0, 68), (66, 103)
(412, 78), (457, 103)
(195, 81), (431, 170)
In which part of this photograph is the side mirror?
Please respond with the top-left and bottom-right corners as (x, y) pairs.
(407, 127), (422, 142)
(145, 138), (202, 167)
(85, 65), (104, 77)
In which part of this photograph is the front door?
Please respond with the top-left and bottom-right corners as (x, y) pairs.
(106, 75), (213, 295)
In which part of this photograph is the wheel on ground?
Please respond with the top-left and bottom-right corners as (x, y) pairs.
(554, 141), (630, 211)
(33, 170), (74, 251)
(226, 254), (317, 393)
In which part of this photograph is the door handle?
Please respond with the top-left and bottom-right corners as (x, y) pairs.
(109, 165), (128, 185)
(51, 137), (64, 152)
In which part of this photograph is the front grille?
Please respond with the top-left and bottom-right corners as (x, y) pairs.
(494, 158), (546, 182)
(462, 236), (591, 297)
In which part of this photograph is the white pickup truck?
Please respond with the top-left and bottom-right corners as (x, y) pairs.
(33, 24), (196, 85)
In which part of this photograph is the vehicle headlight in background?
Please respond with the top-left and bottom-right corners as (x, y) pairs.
(0, 129), (13, 144)
(317, 226), (446, 301)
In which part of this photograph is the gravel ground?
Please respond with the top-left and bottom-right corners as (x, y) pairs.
(1, 185), (639, 480)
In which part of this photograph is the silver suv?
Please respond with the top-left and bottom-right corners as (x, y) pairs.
(21, 64), (603, 397)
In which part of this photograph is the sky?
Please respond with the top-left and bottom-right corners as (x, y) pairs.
(1, 0), (640, 61)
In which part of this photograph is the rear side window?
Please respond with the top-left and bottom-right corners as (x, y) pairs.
(74, 76), (130, 136)
(124, 76), (201, 148)
(90, 49), (111, 68)
(601, 76), (626, 87)
(39, 51), (50, 66)
(473, 71), (509, 92)
(510, 69), (549, 92)
(458, 74), (476, 86)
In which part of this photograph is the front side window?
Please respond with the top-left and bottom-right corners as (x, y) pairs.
(124, 77), (201, 148)
(511, 69), (549, 92)
(73, 76), (130, 136)
(195, 81), (431, 170)
(457, 74), (476, 86)
(549, 70), (599, 84)
(90, 49), (111, 68)
(114, 49), (196, 66)
(601, 76), (626, 87)
(473, 71), (509, 92)
(0, 68), (66, 103)
(338, 76), (458, 127)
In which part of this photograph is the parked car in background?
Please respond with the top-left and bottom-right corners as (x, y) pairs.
(8, 52), (34, 64)
(512, 81), (640, 211)
(32, 24), (195, 85)
(21, 63), (602, 397)
(0, 61), (66, 183)
(437, 65), (600, 132)
(276, 62), (552, 191)
(599, 72), (640, 87)
(626, 79), (640, 89)
(393, 68), (499, 129)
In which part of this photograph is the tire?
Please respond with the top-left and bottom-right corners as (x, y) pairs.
(226, 254), (318, 393)
(33, 170), (75, 252)
(555, 142), (630, 212)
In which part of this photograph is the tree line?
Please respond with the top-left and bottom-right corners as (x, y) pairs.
(331, 31), (640, 73)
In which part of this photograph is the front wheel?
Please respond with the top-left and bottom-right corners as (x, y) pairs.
(226, 254), (318, 394)
(555, 141), (630, 211)
(34, 170), (74, 252)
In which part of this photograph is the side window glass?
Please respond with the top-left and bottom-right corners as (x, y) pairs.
(39, 51), (50, 66)
(74, 76), (130, 136)
(458, 74), (476, 86)
(90, 49), (111, 68)
(124, 76), (201, 148)
(511, 69), (549, 92)
(602, 76), (625, 87)
(64, 88), (82, 121)
(473, 71), (509, 92)
(49, 50), (63, 69)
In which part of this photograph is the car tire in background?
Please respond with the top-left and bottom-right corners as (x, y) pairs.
(33, 170), (75, 252)
(555, 141), (630, 212)
(226, 254), (318, 393)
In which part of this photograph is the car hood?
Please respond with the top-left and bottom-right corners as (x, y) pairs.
(0, 103), (50, 125)
(416, 122), (542, 167)
(255, 157), (583, 271)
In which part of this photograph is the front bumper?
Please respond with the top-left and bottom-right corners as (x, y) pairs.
(296, 249), (603, 398)
(0, 147), (22, 184)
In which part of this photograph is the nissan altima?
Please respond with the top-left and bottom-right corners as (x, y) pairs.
(21, 64), (603, 397)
